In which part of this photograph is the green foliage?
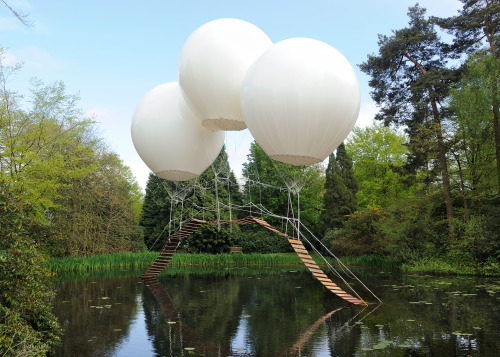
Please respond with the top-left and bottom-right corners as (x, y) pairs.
(141, 146), (241, 253)
(242, 140), (325, 235)
(0, 185), (61, 356)
(378, 197), (448, 261)
(0, 51), (143, 257)
(238, 226), (292, 253)
(449, 53), (499, 196)
(336, 142), (358, 199)
(181, 224), (237, 254)
(329, 207), (388, 257)
(346, 123), (418, 208)
(360, 4), (458, 235)
(321, 151), (355, 230)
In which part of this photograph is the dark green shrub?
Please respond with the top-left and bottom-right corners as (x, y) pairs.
(0, 185), (61, 355)
(329, 206), (388, 257)
(238, 227), (292, 254)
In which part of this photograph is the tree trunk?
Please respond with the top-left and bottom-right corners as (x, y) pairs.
(454, 152), (470, 223)
(431, 95), (455, 237)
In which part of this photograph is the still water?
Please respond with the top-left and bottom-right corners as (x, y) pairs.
(53, 266), (500, 356)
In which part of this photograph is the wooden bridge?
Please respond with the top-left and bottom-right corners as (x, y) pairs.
(140, 215), (368, 305)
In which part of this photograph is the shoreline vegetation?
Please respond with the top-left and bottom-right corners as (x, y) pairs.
(47, 252), (397, 273)
(47, 252), (498, 276)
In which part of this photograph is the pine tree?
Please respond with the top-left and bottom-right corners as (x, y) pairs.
(360, 4), (459, 237)
(140, 146), (241, 253)
(140, 173), (174, 250)
(336, 142), (358, 207)
(321, 151), (356, 231)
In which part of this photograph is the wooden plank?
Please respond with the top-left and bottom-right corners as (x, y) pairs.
(323, 282), (340, 287)
(316, 277), (334, 283)
(313, 273), (332, 281)
(301, 258), (317, 265)
(301, 258), (316, 264)
(288, 238), (302, 245)
(308, 269), (327, 276)
(293, 246), (308, 252)
(297, 253), (312, 259)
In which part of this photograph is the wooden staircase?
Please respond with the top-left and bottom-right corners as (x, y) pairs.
(140, 218), (203, 279)
(288, 238), (365, 305)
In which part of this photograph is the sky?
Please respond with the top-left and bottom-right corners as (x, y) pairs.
(1, 0), (462, 191)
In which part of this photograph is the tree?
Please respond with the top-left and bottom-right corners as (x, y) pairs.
(0, 185), (61, 355)
(1, 0), (32, 26)
(346, 123), (416, 208)
(360, 4), (458, 237)
(321, 151), (355, 231)
(242, 141), (324, 236)
(140, 146), (242, 253)
(335, 142), (358, 205)
(435, 0), (500, 193)
(0, 49), (143, 257)
(448, 53), (498, 221)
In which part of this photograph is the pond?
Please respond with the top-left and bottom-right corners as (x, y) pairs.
(52, 266), (500, 356)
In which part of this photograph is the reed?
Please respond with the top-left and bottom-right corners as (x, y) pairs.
(401, 258), (478, 275)
(48, 252), (398, 273)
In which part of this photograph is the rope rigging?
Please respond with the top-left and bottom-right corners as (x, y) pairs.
(139, 142), (381, 306)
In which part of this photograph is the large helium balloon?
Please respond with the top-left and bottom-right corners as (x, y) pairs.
(131, 82), (224, 181)
(241, 38), (360, 166)
(178, 18), (272, 131)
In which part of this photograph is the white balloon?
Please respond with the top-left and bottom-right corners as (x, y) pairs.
(241, 38), (360, 166)
(131, 82), (224, 181)
(178, 18), (272, 131)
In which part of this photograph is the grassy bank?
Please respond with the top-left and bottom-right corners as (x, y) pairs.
(401, 257), (500, 276)
(47, 252), (398, 273)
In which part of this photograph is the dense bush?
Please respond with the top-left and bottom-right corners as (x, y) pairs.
(0, 185), (61, 355)
(238, 227), (292, 254)
(329, 206), (388, 257)
(179, 224), (240, 254)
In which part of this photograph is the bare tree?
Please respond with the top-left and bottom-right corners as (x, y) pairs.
(1, 0), (32, 27)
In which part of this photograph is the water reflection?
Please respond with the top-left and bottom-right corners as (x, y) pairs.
(53, 268), (500, 356)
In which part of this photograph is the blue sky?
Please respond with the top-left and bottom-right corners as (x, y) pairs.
(1, 0), (462, 190)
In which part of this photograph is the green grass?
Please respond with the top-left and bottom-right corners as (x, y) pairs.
(47, 251), (399, 273)
(401, 258), (500, 276)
